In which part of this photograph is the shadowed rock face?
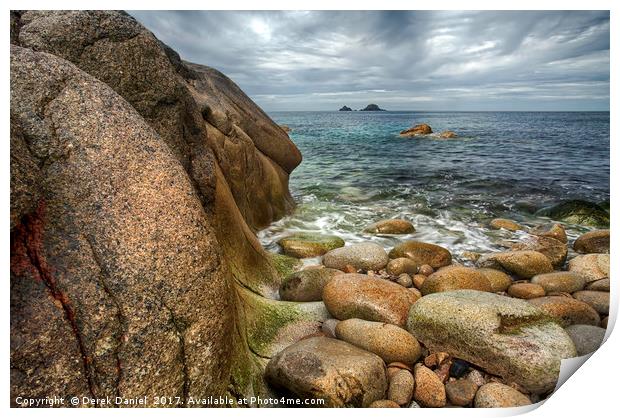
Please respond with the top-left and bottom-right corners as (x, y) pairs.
(11, 10), (302, 406)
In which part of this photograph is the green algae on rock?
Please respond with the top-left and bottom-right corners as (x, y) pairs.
(407, 290), (576, 394)
(277, 232), (345, 258)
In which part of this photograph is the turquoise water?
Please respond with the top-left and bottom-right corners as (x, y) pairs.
(260, 111), (609, 260)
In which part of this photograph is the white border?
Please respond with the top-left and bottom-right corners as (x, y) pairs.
(2, 1), (616, 417)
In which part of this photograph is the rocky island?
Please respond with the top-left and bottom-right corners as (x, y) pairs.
(360, 103), (386, 111)
(9, 10), (611, 410)
(339, 105), (352, 111)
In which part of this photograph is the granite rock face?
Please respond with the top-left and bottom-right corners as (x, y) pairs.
(11, 10), (302, 406)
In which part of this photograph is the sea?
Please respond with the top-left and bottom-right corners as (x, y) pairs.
(259, 111), (610, 262)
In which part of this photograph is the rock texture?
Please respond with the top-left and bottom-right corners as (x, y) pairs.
(11, 10), (302, 406)
(264, 337), (388, 407)
(389, 241), (452, 269)
(407, 290), (577, 394)
(323, 274), (419, 326)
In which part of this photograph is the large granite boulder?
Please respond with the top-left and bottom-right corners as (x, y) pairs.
(265, 337), (388, 407)
(477, 250), (553, 279)
(322, 243), (389, 272)
(407, 290), (577, 394)
(389, 241), (452, 269)
(573, 230), (610, 254)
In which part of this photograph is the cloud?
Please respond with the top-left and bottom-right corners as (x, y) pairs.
(128, 10), (610, 111)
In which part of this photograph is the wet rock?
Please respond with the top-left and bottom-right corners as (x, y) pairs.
(335, 318), (422, 365)
(477, 250), (553, 279)
(323, 274), (419, 326)
(528, 296), (600, 327)
(323, 242), (389, 272)
(530, 223), (568, 243)
(565, 324), (606, 356)
(413, 364), (447, 408)
(265, 336), (388, 407)
(365, 219), (415, 234)
(511, 235), (567, 268)
(445, 379), (478, 406)
(489, 218), (524, 231)
(389, 241), (452, 269)
(408, 290), (577, 393)
(400, 123), (432, 137)
(388, 369), (415, 406)
(421, 266), (492, 295)
(369, 400), (400, 408)
(439, 130), (458, 139)
(535, 199), (609, 227)
(531, 272), (586, 294)
(321, 319), (340, 338)
(386, 258), (419, 276)
(573, 230), (610, 254)
(396, 273), (413, 288)
(478, 268), (513, 292)
(474, 382), (531, 408)
(568, 254), (609, 283)
(572, 290), (609, 315)
(449, 359), (471, 378)
(278, 233), (345, 258)
(507, 283), (546, 299)
(419, 264), (435, 276)
(586, 278), (610, 292)
(279, 268), (344, 302)
(462, 251), (482, 262)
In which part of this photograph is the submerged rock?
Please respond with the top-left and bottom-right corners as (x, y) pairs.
(389, 241), (452, 269)
(477, 250), (553, 279)
(489, 218), (524, 231)
(323, 242), (389, 272)
(420, 266), (492, 295)
(439, 130), (458, 139)
(335, 318), (422, 365)
(264, 336), (388, 407)
(278, 232), (345, 258)
(573, 229), (610, 254)
(400, 123), (432, 137)
(535, 200), (609, 227)
(568, 254), (609, 283)
(407, 290), (577, 393)
(474, 383), (531, 408)
(323, 274), (419, 326)
(364, 219), (415, 234)
(279, 268), (344, 302)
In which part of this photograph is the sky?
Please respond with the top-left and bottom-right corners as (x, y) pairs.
(129, 10), (610, 111)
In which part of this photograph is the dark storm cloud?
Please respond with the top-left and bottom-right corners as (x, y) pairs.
(129, 10), (610, 111)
